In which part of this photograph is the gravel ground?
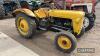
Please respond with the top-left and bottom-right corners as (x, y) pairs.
(0, 3), (100, 56)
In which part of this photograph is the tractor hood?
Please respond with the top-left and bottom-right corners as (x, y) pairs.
(49, 9), (85, 20)
(49, 10), (85, 34)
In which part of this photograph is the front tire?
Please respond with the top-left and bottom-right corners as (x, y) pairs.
(54, 32), (77, 53)
(83, 14), (94, 32)
(93, 13), (96, 21)
(15, 13), (37, 39)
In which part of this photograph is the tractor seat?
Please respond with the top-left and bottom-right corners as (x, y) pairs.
(20, 1), (40, 11)
(34, 8), (49, 19)
(20, 1), (30, 9)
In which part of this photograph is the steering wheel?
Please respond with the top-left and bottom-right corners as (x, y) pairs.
(40, 1), (53, 8)
(28, 1), (40, 10)
(29, 0), (53, 10)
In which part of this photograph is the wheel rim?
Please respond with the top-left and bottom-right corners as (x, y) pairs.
(83, 17), (89, 28)
(17, 17), (29, 35)
(58, 36), (72, 49)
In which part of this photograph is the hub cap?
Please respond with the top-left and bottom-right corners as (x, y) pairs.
(83, 17), (89, 28)
(58, 36), (72, 49)
(17, 17), (29, 35)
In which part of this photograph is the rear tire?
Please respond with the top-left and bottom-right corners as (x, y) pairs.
(54, 32), (77, 53)
(15, 13), (37, 39)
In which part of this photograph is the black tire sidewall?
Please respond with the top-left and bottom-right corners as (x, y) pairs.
(84, 14), (94, 32)
(93, 13), (96, 21)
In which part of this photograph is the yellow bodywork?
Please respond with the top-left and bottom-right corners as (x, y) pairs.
(13, 8), (85, 35)
(49, 10), (85, 34)
(34, 8), (49, 18)
(13, 8), (36, 17)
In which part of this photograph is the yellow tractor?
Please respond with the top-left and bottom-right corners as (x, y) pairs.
(13, 1), (85, 53)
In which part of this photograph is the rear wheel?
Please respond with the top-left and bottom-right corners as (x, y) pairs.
(15, 13), (37, 39)
(55, 32), (77, 53)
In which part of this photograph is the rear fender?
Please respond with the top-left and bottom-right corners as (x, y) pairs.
(13, 8), (36, 17)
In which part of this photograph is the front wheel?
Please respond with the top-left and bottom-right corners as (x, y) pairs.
(54, 32), (77, 53)
(83, 15), (94, 32)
